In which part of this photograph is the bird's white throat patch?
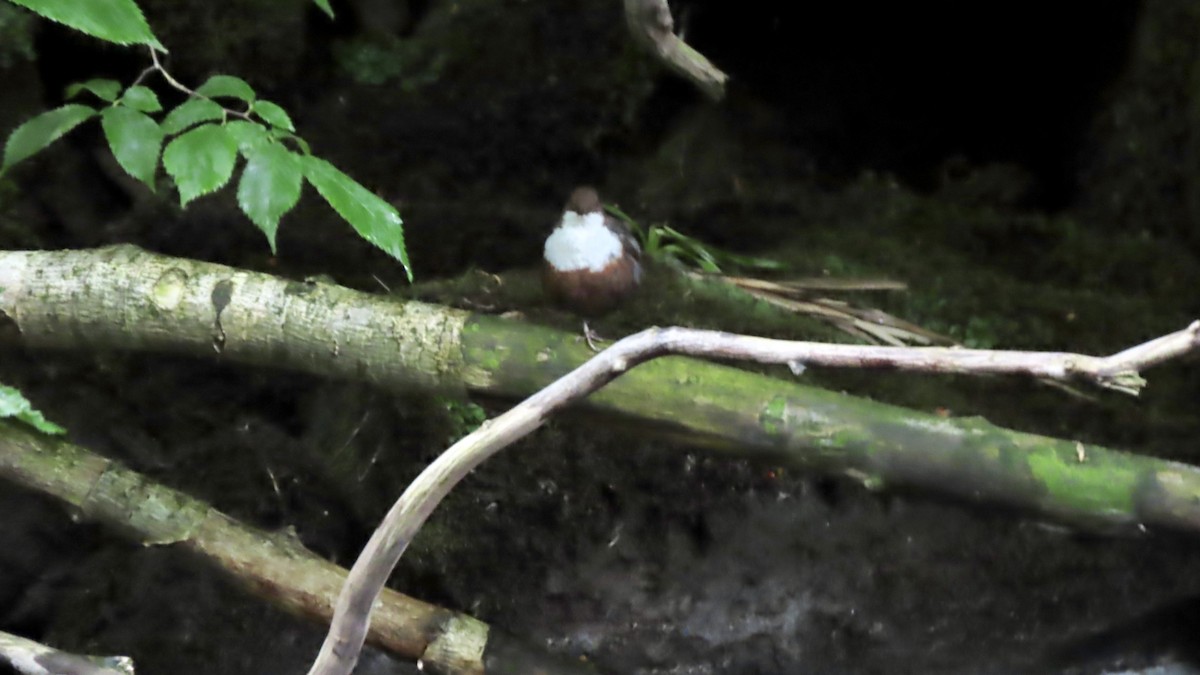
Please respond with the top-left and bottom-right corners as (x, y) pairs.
(543, 211), (623, 272)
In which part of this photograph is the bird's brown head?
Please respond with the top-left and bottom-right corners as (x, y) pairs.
(565, 186), (603, 215)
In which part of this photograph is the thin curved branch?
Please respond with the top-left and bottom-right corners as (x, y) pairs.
(307, 322), (1200, 675)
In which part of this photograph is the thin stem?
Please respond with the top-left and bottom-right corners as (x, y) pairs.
(148, 47), (254, 122)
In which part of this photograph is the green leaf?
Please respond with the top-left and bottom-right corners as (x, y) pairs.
(658, 243), (686, 261)
(603, 203), (631, 219)
(120, 85), (162, 113)
(161, 98), (225, 135)
(270, 129), (311, 155)
(646, 226), (661, 253)
(9, 0), (163, 49)
(195, 75), (256, 103)
(677, 237), (722, 273)
(310, 0), (334, 19)
(2, 104), (96, 173)
(238, 142), (302, 252)
(65, 78), (121, 102)
(100, 106), (162, 189)
(301, 155), (410, 279)
(251, 100), (294, 132)
(224, 120), (271, 152)
(0, 384), (66, 435)
(162, 123), (238, 206)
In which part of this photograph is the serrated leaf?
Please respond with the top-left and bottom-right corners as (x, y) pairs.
(9, 0), (163, 50)
(238, 142), (302, 252)
(161, 98), (225, 135)
(301, 156), (410, 279)
(65, 78), (121, 102)
(0, 384), (66, 435)
(162, 124), (238, 206)
(195, 75), (256, 103)
(2, 104), (96, 173)
(251, 100), (294, 132)
(224, 120), (270, 152)
(271, 129), (311, 155)
(310, 0), (334, 19)
(100, 106), (162, 189)
(120, 85), (162, 113)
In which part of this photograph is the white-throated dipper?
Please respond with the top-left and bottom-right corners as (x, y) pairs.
(542, 186), (642, 346)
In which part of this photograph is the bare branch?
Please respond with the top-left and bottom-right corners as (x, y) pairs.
(624, 0), (728, 100)
(0, 423), (595, 674)
(0, 630), (132, 675)
(307, 322), (1200, 675)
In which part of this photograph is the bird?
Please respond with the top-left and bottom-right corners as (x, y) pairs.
(542, 186), (643, 348)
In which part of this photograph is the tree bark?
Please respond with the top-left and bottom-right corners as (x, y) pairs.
(623, 0), (728, 100)
(0, 421), (596, 674)
(3, 245), (1200, 537)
